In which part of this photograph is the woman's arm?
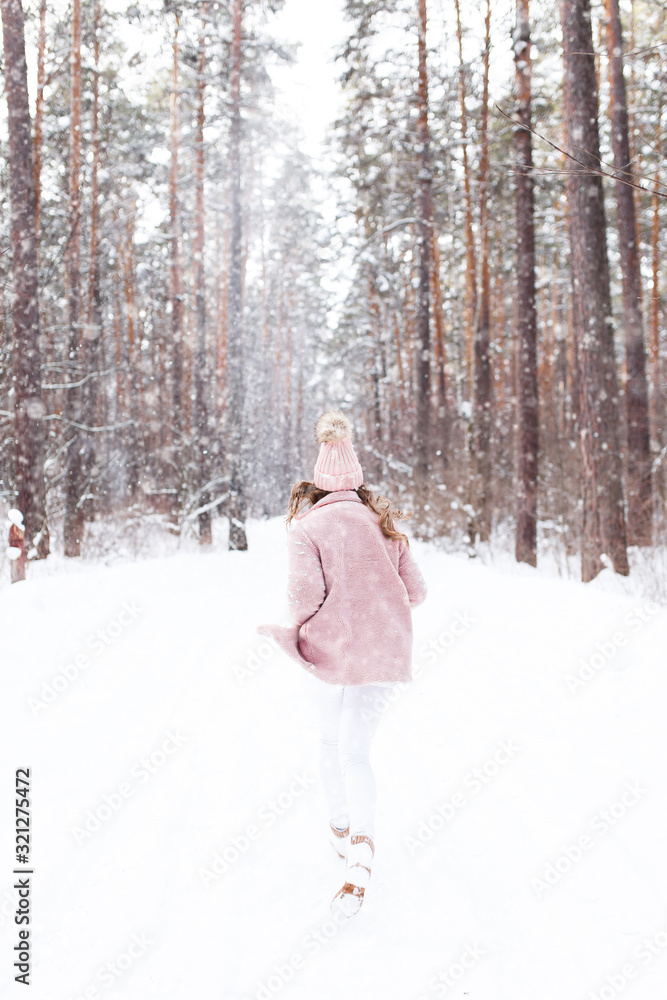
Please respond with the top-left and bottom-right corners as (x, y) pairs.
(398, 542), (428, 607)
(287, 525), (326, 625)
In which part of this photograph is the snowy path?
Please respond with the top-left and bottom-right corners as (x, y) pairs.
(2, 519), (667, 1000)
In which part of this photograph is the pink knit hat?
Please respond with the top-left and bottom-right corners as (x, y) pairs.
(313, 411), (363, 491)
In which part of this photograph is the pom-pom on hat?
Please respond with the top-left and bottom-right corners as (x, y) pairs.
(313, 411), (363, 492)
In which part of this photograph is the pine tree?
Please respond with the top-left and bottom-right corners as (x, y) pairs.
(414, 0), (432, 484)
(63, 0), (86, 556)
(168, 4), (184, 518)
(226, 0), (247, 550)
(604, 0), (652, 546)
(514, 0), (538, 567)
(0, 0), (49, 555)
(472, 0), (493, 543)
(559, 0), (629, 580)
(193, 2), (211, 544)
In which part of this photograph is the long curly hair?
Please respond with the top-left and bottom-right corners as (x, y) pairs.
(286, 481), (411, 545)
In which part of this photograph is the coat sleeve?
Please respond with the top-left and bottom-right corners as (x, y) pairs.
(398, 542), (428, 607)
(287, 524), (326, 626)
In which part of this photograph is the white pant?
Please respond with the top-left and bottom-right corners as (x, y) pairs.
(302, 671), (396, 840)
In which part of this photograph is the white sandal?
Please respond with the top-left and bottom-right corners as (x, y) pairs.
(330, 834), (374, 918)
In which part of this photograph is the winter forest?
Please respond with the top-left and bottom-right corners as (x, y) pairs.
(0, 0), (666, 581)
(4, 2), (667, 995)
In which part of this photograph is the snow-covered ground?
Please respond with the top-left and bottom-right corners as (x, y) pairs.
(2, 516), (667, 1000)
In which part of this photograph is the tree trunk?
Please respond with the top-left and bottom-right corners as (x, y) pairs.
(454, 0), (477, 399)
(366, 261), (384, 482)
(393, 309), (406, 440)
(169, 9), (183, 518)
(650, 176), (664, 496)
(85, 0), (102, 519)
(63, 0), (85, 557)
(415, 0), (432, 485)
(559, 0), (629, 580)
(0, 0), (49, 556)
(513, 0), (539, 567)
(227, 0), (248, 550)
(492, 257), (505, 414)
(33, 0), (46, 243)
(120, 204), (140, 497)
(430, 230), (448, 469)
(473, 0), (493, 543)
(604, 0), (652, 545)
(194, 4), (212, 544)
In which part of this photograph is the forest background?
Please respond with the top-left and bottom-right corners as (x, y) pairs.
(0, 0), (665, 589)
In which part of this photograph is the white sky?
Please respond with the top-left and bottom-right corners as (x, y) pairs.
(269, 0), (349, 164)
(268, 0), (516, 161)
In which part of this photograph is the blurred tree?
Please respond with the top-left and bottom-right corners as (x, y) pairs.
(63, 0), (86, 557)
(0, 0), (49, 556)
(513, 0), (538, 567)
(559, 0), (629, 580)
(604, 0), (652, 546)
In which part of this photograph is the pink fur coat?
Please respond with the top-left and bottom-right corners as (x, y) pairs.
(258, 490), (427, 686)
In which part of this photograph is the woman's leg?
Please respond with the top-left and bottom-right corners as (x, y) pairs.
(330, 683), (390, 916)
(305, 675), (349, 830)
(338, 684), (386, 840)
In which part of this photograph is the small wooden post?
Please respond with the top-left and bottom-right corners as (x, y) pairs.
(8, 509), (26, 583)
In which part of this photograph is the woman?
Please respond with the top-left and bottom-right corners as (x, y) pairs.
(258, 411), (427, 917)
